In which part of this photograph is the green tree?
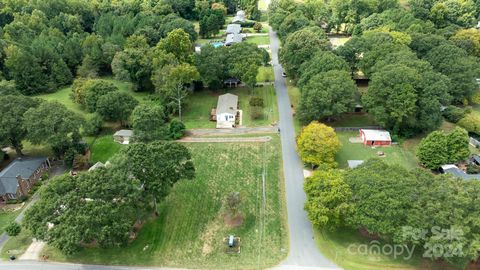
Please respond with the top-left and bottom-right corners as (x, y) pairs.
(111, 141), (195, 213)
(458, 113), (480, 135)
(253, 22), (263, 32)
(96, 92), (138, 125)
(131, 103), (168, 142)
(279, 28), (330, 80)
(304, 169), (352, 229)
(296, 121), (341, 167)
(5, 222), (21, 237)
(157, 29), (193, 63)
(23, 101), (83, 157)
(451, 29), (480, 57)
(298, 51), (349, 88)
(298, 70), (356, 124)
(24, 169), (142, 254)
(71, 79), (119, 111)
(0, 95), (39, 156)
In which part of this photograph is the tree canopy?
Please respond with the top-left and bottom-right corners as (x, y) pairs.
(296, 121), (341, 167)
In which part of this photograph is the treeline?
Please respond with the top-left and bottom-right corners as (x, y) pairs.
(24, 141), (195, 254)
(0, 0), (260, 95)
(270, 0), (480, 137)
(305, 158), (480, 267)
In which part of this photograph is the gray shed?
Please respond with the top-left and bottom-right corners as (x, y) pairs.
(113, 129), (134, 144)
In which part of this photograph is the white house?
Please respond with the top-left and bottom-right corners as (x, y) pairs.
(216, 93), (239, 128)
(113, 129), (133, 144)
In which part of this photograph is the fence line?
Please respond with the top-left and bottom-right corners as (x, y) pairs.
(334, 126), (383, 132)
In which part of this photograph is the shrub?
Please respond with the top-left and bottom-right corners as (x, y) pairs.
(467, 165), (480, 174)
(442, 106), (467, 123)
(240, 21), (255, 27)
(250, 106), (263, 120)
(169, 119), (186, 140)
(458, 114), (480, 135)
(5, 222), (21, 237)
(472, 91), (480, 105)
(242, 28), (252, 33)
(83, 114), (104, 136)
(249, 96), (264, 107)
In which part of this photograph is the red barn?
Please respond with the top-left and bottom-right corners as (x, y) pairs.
(359, 129), (392, 146)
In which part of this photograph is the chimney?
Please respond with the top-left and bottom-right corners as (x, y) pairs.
(16, 175), (25, 197)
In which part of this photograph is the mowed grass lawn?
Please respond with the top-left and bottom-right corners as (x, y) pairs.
(0, 210), (19, 232)
(314, 227), (458, 270)
(89, 134), (124, 163)
(36, 78), (151, 119)
(181, 86), (279, 129)
(43, 138), (288, 269)
(245, 35), (270, 45)
(336, 132), (418, 170)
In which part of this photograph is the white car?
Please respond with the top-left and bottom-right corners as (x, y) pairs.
(282, 72), (287, 77)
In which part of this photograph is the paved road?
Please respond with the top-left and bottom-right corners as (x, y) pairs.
(186, 126), (277, 136)
(268, 30), (339, 269)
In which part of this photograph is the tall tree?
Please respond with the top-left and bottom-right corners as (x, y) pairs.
(131, 103), (169, 142)
(95, 92), (138, 126)
(0, 95), (39, 155)
(296, 121), (341, 167)
(298, 70), (356, 124)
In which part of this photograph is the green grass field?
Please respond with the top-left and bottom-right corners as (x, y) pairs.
(314, 227), (458, 270)
(335, 132), (418, 169)
(245, 35), (270, 45)
(42, 138), (287, 269)
(0, 210), (19, 233)
(256, 66), (274, 82)
(89, 134), (124, 163)
(181, 86), (279, 129)
(0, 229), (33, 260)
(36, 78), (151, 119)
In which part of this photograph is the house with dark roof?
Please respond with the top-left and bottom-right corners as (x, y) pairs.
(0, 157), (50, 202)
(226, 24), (241, 35)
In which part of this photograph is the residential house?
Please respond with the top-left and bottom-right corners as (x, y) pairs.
(216, 93), (239, 128)
(232, 10), (246, 23)
(225, 33), (243, 46)
(226, 24), (241, 35)
(359, 129), (392, 146)
(0, 157), (50, 202)
(113, 129), (133, 144)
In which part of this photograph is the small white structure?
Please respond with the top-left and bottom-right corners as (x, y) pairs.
(113, 129), (133, 144)
(232, 10), (246, 23)
(88, 162), (105, 172)
(347, 160), (364, 169)
(216, 93), (239, 129)
(359, 129), (392, 146)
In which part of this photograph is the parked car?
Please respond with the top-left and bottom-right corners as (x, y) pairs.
(282, 72), (287, 77)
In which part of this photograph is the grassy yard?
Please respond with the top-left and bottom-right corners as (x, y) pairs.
(245, 35), (270, 45)
(314, 227), (459, 270)
(335, 132), (418, 170)
(36, 78), (152, 119)
(0, 229), (33, 260)
(181, 86), (279, 129)
(327, 113), (377, 127)
(42, 138), (287, 269)
(0, 210), (19, 233)
(256, 66), (274, 82)
(89, 134), (124, 163)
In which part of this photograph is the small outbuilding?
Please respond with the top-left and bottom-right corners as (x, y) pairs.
(113, 129), (133, 144)
(359, 129), (391, 146)
(441, 164), (480, 180)
(224, 78), (241, 88)
(226, 24), (242, 34)
(216, 93), (239, 129)
(347, 160), (364, 169)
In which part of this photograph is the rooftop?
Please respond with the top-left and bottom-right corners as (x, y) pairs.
(360, 129), (391, 141)
(347, 160), (364, 169)
(225, 33), (243, 45)
(216, 93), (238, 115)
(0, 157), (47, 195)
(114, 129), (133, 137)
(226, 24), (241, 34)
(441, 164), (480, 180)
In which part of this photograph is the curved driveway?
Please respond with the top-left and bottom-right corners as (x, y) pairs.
(269, 30), (339, 269)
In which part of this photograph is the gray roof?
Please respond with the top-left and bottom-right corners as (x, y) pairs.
(347, 160), (364, 169)
(226, 24), (241, 34)
(232, 11), (246, 23)
(216, 93), (238, 115)
(441, 164), (480, 180)
(113, 129), (133, 137)
(88, 162), (105, 172)
(472, 155), (480, 164)
(0, 157), (47, 195)
(225, 33), (242, 45)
